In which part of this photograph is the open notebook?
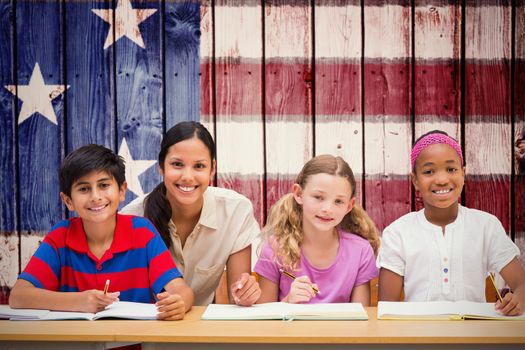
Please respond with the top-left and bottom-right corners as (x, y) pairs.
(0, 301), (158, 321)
(377, 301), (525, 321)
(202, 302), (368, 321)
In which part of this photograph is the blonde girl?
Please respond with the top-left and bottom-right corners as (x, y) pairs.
(255, 155), (379, 304)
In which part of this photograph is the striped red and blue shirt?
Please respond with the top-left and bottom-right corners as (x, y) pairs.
(19, 214), (182, 303)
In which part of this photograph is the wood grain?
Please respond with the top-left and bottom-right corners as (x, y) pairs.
(363, 2), (413, 231)
(214, 2), (265, 225)
(15, 0), (65, 284)
(314, 1), (363, 203)
(515, 1), (525, 263)
(464, 1), (512, 231)
(0, 0), (17, 303)
(265, 0), (313, 213)
(116, 0), (163, 205)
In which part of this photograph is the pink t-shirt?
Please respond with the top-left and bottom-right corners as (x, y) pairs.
(254, 229), (378, 303)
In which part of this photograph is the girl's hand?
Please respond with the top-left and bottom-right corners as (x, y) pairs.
(80, 290), (120, 313)
(156, 291), (186, 320)
(231, 272), (261, 306)
(495, 291), (523, 316)
(284, 275), (319, 304)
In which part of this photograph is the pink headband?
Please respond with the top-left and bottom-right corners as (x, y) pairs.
(411, 133), (464, 170)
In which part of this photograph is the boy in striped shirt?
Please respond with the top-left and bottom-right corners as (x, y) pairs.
(9, 144), (194, 320)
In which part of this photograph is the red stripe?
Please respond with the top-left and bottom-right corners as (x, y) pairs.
(61, 266), (150, 292)
(201, 62), (510, 118)
(217, 176), (265, 226)
(364, 178), (412, 231)
(25, 257), (59, 290)
(149, 250), (177, 284)
(464, 177), (510, 232)
(133, 227), (155, 248)
(315, 62), (361, 116)
(215, 62), (262, 116)
(415, 62), (460, 119)
(465, 62), (510, 117)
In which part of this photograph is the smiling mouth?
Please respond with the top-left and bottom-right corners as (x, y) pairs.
(177, 185), (198, 193)
(316, 216), (333, 222)
(89, 204), (109, 212)
(432, 189), (453, 195)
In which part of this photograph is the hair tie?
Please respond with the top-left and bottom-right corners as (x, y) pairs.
(411, 133), (464, 170)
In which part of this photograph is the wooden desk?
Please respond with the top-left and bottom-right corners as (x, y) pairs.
(1, 307), (524, 350)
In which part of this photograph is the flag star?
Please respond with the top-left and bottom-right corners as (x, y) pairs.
(4, 63), (69, 125)
(92, 0), (157, 49)
(118, 138), (156, 197)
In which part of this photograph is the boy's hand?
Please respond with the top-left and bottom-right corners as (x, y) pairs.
(284, 275), (319, 304)
(81, 290), (120, 313)
(495, 291), (523, 316)
(156, 291), (186, 320)
(231, 272), (261, 306)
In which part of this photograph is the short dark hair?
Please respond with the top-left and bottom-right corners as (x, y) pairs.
(59, 144), (125, 196)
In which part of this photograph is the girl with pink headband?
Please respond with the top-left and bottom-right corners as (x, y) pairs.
(377, 130), (525, 316)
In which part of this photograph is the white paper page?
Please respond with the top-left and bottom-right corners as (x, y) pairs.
(378, 301), (525, 320)
(202, 302), (286, 320)
(202, 302), (367, 320)
(0, 305), (49, 320)
(93, 301), (158, 320)
(285, 302), (367, 317)
(378, 301), (459, 317)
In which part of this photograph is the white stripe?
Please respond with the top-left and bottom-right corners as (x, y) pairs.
(465, 6), (510, 60)
(21, 232), (44, 272)
(415, 4), (460, 60)
(415, 120), (461, 142)
(364, 119), (412, 175)
(200, 3), (212, 59)
(0, 233), (19, 287)
(315, 5), (361, 59)
(215, 6), (262, 59)
(216, 119), (264, 175)
(465, 121), (511, 175)
(265, 5), (312, 59)
(315, 118), (363, 174)
(266, 120), (313, 175)
(365, 5), (411, 59)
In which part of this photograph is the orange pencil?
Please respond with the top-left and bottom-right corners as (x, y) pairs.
(279, 268), (320, 294)
(103, 279), (110, 295)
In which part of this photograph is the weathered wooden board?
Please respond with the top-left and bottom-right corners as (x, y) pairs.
(363, 2), (412, 231)
(464, 0), (512, 231)
(264, 0), (314, 213)
(214, 1), (265, 225)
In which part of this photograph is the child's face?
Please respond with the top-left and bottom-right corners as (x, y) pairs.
(412, 143), (465, 212)
(160, 136), (216, 210)
(60, 170), (126, 225)
(293, 173), (355, 235)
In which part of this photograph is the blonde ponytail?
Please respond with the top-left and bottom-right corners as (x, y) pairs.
(260, 193), (304, 271)
(339, 203), (380, 255)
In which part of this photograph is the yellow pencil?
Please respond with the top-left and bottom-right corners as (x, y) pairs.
(488, 272), (503, 303)
(279, 268), (320, 294)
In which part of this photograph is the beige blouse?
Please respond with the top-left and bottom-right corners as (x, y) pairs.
(121, 186), (260, 305)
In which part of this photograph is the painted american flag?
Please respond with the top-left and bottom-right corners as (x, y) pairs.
(0, 0), (524, 302)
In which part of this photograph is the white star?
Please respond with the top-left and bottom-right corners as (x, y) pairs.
(92, 0), (157, 49)
(4, 63), (69, 125)
(118, 138), (156, 197)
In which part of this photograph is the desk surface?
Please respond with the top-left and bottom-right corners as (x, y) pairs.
(1, 307), (524, 344)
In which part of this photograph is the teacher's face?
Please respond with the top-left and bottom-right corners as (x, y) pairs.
(160, 136), (216, 209)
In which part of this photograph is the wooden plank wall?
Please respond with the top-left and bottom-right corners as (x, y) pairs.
(0, 0), (524, 303)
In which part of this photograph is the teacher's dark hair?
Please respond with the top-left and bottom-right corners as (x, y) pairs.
(144, 121), (215, 248)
